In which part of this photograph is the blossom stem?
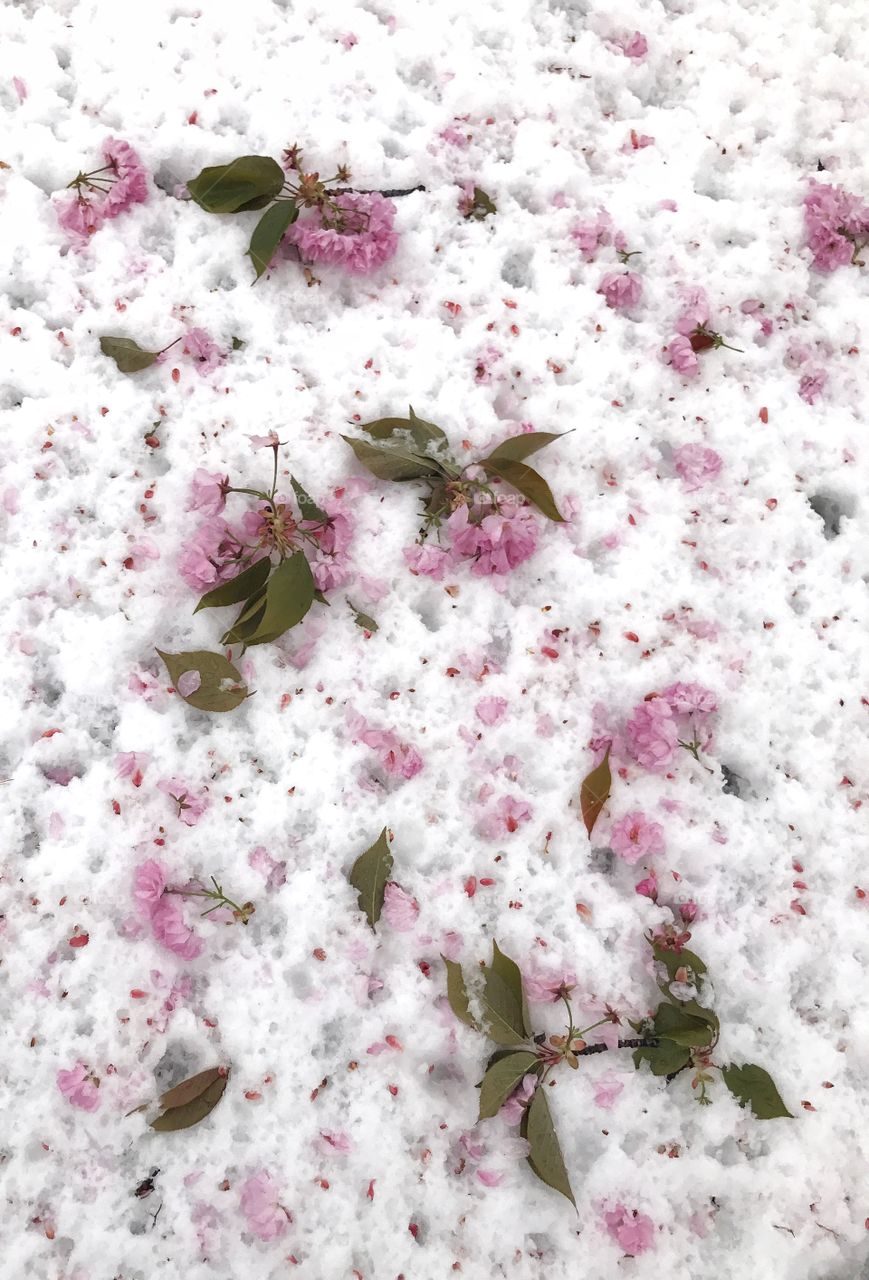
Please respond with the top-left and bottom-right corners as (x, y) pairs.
(156, 336), (184, 357)
(576, 1036), (659, 1056)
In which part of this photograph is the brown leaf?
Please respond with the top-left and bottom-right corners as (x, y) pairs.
(580, 747), (611, 837)
(158, 1066), (225, 1111)
(150, 1069), (228, 1133)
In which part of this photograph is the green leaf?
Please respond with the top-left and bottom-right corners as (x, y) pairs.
(231, 336), (246, 350)
(291, 476), (329, 525)
(342, 435), (446, 483)
(489, 941), (530, 1037)
(247, 200), (298, 280)
(652, 1002), (714, 1049)
(465, 186), (497, 221)
(651, 942), (707, 984)
(480, 968), (526, 1046)
(347, 599), (379, 632)
(157, 1067), (224, 1111)
(722, 1063), (793, 1119)
(348, 827), (393, 929)
(580, 747), (610, 837)
(99, 336), (160, 373)
(194, 558), (271, 613)
(150, 1069), (228, 1132)
(186, 155), (285, 214)
(442, 956), (478, 1030)
(478, 1051), (539, 1120)
(485, 432), (566, 465)
(359, 406), (451, 457)
(220, 591), (267, 647)
(522, 1088), (575, 1206)
(156, 649), (249, 713)
(633, 1040), (691, 1077)
(244, 551), (315, 646)
(480, 457), (564, 522)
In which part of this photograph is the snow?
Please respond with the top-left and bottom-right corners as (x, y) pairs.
(2, 0), (869, 1277)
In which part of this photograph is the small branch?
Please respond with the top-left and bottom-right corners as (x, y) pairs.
(576, 1036), (659, 1057)
(335, 184), (426, 198)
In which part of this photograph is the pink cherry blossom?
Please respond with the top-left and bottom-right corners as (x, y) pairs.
(157, 778), (210, 825)
(618, 31), (648, 59)
(124, 540), (160, 571)
(609, 812), (665, 865)
(475, 698), (507, 727)
(239, 1171), (290, 1242)
(133, 860), (167, 914)
(593, 1073), (625, 1109)
(301, 497), (354, 593)
(524, 968), (577, 1002)
(349, 714), (424, 782)
(675, 286), (711, 336)
(570, 209), (613, 261)
(249, 431), (281, 450)
(803, 178), (869, 272)
(635, 871), (659, 900)
(101, 137), (149, 215)
(625, 699), (678, 771)
(672, 443), (723, 491)
(57, 1063), (101, 1112)
(55, 193), (105, 243)
(475, 1168), (505, 1187)
(665, 334), (700, 375)
(603, 1204), (656, 1255)
(178, 518), (247, 593)
(176, 670), (202, 698)
(187, 469), (228, 516)
(150, 897), (204, 960)
(319, 1129), (353, 1153)
(181, 328), (225, 375)
(500, 1074), (537, 1125)
(382, 882), (420, 931)
(116, 751), (150, 787)
(286, 192), (398, 275)
(403, 542), (450, 579)
(248, 846), (287, 891)
(447, 502), (539, 576)
(799, 370), (827, 404)
(662, 682), (717, 717)
(479, 794), (532, 838)
(597, 271), (643, 310)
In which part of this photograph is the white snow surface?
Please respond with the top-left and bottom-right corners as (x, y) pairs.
(2, 0), (869, 1277)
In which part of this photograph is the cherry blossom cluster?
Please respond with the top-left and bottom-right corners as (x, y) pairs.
(803, 177), (869, 272)
(405, 493), (539, 580)
(55, 138), (148, 244)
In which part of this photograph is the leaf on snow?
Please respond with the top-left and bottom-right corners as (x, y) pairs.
(522, 1087), (576, 1206)
(580, 747), (611, 837)
(478, 1051), (539, 1121)
(186, 155), (285, 214)
(721, 1063), (793, 1119)
(479, 456), (565, 522)
(150, 1066), (228, 1132)
(442, 956), (478, 1030)
(156, 649), (249, 713)
(247, 199), (298, 279)
(194, 558), (272, 613)
(243, 551), (315, 646)
(99, 336), (160, 373)
(348, 827), (393, 929)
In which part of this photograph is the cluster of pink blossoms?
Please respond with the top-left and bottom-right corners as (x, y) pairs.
(56, 138), (148, 244)
(239, 1171), (290, 1241)
(624, 682), (718, 772)
(180, 467), (353, 595)
(285, 191), (398, 275)
(405, 497), (539, 580)
(803, 178), (869, 272)
(133, 859), (204, 961)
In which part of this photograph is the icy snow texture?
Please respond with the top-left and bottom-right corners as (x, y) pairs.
(2, 1), (869, 1278)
